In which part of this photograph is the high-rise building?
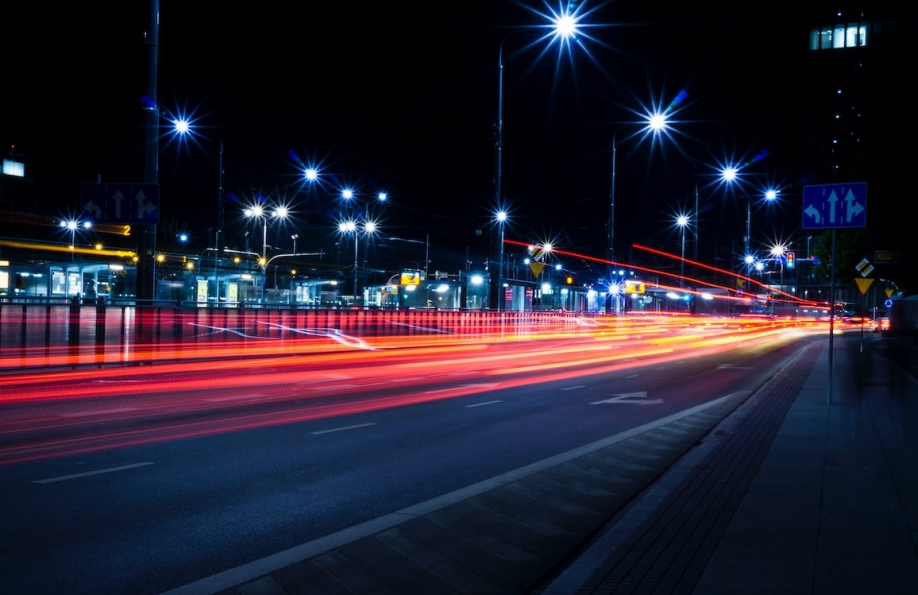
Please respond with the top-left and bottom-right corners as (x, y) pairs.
(802, 2), (914, 290)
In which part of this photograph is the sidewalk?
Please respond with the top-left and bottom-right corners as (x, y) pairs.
(537, 332), (918, 595)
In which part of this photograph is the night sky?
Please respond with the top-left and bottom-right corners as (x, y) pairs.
(2, 1), (807, 273)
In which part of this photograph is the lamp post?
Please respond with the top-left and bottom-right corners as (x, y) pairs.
(61, 219), (92, 261)
(244, 203), (288, 304)
(496, 210), (507, 311)
(172, 118), (225, 304)
(338, 220), (359, 301)
(608, 113), (670, 266)
(493, 12), (580, 309)
(291, 234), (299, 255)
(676, 214), (689, 286)
(770, 243), (786, 292)
(338, 188), (387, 304)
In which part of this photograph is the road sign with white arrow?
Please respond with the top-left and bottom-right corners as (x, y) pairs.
(81, 183), (160, 225)
(802, 182), (866, 230)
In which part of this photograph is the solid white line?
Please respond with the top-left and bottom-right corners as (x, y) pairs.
(561, 385), (586, 391)
(465, 400), (502, 408)
(157, 392), (746, 595)
(33, 462), (154, 484)
(309, 423), (377, 435)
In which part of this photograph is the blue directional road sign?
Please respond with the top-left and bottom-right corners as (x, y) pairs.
(802, 182), (866, 230)
(81, 183), (160, 225)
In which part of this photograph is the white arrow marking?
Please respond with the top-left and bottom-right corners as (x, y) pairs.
(592, 391), (663, 405)
(827, 190), (838, 223)
(844, 189), (864, 222)
(804, 205), (821, 223)
(136, 189), (157, 217)
(111, 189), (127, 219)
(83, 201), (103, 217)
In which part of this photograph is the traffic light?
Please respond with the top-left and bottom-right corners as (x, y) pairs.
(786, 252), (795, 269)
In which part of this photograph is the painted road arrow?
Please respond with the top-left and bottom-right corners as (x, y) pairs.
(591, 391), (664, 405)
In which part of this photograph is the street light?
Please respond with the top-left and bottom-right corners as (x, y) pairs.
(676, 214), (689, 286)
(291, 234), (299, 254)
(609, 111), (670, 265)
(244, 203), (288, 304)
(60, 219), (92, 261)
(493, 10), (582, 308)
(720, 166), (779, 264)
(338, 219), (359, 302)
(172, 117), (225, 304)
(496, 210), (507, 311)
(770, 243), (787, 291)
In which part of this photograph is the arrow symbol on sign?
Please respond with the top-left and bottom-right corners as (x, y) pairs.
(844, 189), (864, 222)
(592, 391), (663, 405)
(827, 190), (838, 223)
(83, 201), (103, 218)
(804, 205), (821, 223)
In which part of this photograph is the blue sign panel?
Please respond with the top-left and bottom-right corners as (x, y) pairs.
(802, 182), (866, 230)
(81, 183), (160, 224)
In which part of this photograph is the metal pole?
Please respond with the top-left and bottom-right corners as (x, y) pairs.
(828, 229), (836, 404)
(680, 226), (685, 286)
(498, 219), (505, 311)
(353, 232), (359, 303)
(493, 41), (505, 310)
(608, 132), (616, 264)
(261, 218), (267, 304)
(215, 138), (223, 305)
(693, 181), (699, 262)
(745, 197), (751, 258)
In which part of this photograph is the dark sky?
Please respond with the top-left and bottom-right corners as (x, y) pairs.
(2, 1), (806, 272)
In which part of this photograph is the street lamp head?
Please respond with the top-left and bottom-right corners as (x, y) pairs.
(341, 189), (354, 201)
(173, 118), (190, 135)
(377, 192), (387, 202)
(676, 215), (689, 227)
(496, 210), (508, 223)
(274, 205), (289, 219)
(304, 167), (318, 182)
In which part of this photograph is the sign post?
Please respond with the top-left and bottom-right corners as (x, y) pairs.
(803, 182), (868, 404)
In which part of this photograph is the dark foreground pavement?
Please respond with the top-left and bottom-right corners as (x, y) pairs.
(161, 332), (918, 595)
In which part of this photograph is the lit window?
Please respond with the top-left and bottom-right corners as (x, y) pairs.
(833, 27), (845, 48)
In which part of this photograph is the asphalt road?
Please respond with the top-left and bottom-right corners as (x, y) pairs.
(0, 333), (806, 595)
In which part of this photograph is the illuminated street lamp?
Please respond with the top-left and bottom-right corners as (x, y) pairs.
(338, 188), (388, 303)
(610, 110), (670, 265)
(720, 166), (779, 263)
(171, 116), (226, 304)
(496, 210), (508, 311)
(60, 219), (92, 261)
(493, 9), (583, 309)
(770, 243), (787, 291)
(676, 214), (689, 286)
(244, 203), (288, 304)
